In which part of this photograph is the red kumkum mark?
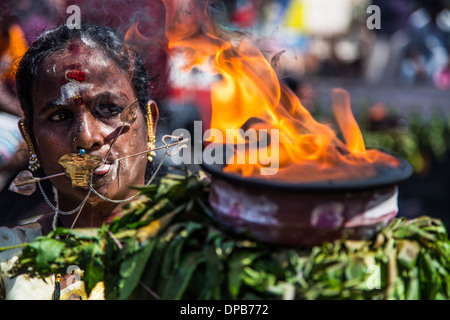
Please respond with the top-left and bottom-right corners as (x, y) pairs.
(65, 70), (87, 83)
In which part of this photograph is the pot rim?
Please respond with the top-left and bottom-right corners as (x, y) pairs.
(201, 151), (413, 193)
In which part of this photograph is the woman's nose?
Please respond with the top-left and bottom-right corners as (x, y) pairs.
(72, 113), (105, 153)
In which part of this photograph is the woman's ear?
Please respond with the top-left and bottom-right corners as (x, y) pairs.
(147, 99), (159, 134)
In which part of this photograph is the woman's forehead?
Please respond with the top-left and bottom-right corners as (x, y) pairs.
(34, 42), (133, 101)
(41, 43), (115, 79)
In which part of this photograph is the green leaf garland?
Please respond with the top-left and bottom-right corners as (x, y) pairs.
(2, 169), (450, 300)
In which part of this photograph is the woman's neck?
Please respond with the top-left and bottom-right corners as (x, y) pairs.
(40, 185), (144, 232)
(58, 203), (123, 229)
(56, 195), (127, 229)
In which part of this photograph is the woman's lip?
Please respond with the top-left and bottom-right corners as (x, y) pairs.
(93, 163), (111, 176)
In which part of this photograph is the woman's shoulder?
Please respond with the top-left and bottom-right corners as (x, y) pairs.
(0, 222), (43, 245)
(0, 212), (55, 272)
(0, 222), (43, 264)
(0, 212), (55, 258)
(0, 222), (56, 300)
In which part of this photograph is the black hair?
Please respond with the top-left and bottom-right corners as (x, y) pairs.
(15, 22), (151, 132)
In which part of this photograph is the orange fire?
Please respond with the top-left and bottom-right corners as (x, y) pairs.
(161, 0), (399, 183)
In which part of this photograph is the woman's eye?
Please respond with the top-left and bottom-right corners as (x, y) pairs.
(95, 104), (124, 118)
(47, 111), (73, 122)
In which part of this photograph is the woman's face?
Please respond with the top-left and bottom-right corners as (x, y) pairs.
(32, 41), (149, 206)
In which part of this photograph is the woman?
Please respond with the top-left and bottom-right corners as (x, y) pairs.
(0, 23), (165, 299)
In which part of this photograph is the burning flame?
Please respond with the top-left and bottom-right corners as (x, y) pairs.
(159, 0), (399, 182)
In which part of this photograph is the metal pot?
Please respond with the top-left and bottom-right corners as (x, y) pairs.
(202, 153), (413, 247)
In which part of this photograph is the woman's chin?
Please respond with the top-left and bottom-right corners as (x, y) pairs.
(62, 162), (143, 204)
(88, 180), (133, 203)
(88, 182), (117, 200)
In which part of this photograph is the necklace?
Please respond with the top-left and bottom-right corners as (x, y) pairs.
(9, 133), (187, 299)
(51, 147), (169, 299)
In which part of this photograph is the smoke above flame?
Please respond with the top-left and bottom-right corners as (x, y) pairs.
(150, 0), (400, 182)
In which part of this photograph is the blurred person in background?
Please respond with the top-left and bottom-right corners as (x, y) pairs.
(0, 2), (29, 187)
(0, 0), (60, 225)
(364, 0), (413, 85)
(0, 0), (57, 178)
(399, 0), (450, 87)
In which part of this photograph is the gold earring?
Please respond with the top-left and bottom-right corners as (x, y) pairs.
(146, 102), (157, 162)
(19, 119), (41, 172)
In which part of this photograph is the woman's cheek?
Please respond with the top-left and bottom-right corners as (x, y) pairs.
(34, 130), (68, 174)
(118, 129), (147, 184)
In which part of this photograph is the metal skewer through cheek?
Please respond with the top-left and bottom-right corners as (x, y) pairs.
(100, 99), (139, 166)
(14, 172), (66, 187)
(53, 143), (171, 230)
(10, 97), (183, 191)
(88, 134), (189, 203)
(11, 133), (189, 229)
(114, 134), (189, 162)
(10, 98), (190, 230)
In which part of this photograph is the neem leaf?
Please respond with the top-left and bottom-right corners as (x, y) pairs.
(29, 238), (66, 271)
(60, 228), (100, 240)
(199, 245), (224, 299)
(397, 240), (420, 269)
(118, 241), (155, 300)
(228, 251), (264, 299)
(162, 251), (205, 299)
(80, 243), (104, 296)
(8, 173), (450, 300)
(405, 267), (420, 300)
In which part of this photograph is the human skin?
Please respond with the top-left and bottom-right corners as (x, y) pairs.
(31, 40), (156, 228)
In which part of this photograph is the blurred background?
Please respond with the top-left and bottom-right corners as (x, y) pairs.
(0, 0), (449, 228)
